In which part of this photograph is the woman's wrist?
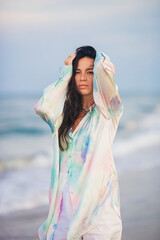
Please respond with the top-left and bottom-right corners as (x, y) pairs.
(64, 64), (73, 75)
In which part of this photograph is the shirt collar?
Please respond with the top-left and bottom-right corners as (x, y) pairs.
(89, 102), (96, 112)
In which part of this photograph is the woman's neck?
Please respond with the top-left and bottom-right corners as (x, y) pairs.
(82, 95), (95, 110)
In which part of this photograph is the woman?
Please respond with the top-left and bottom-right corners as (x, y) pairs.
(34, 45), (124, 240)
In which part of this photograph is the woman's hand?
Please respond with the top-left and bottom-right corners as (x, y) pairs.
(64, 53), (76, 65)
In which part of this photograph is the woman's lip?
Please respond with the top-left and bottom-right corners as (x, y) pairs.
(79, 85), (88, 87)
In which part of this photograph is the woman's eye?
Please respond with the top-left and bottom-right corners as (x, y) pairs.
(88, 71), (93, 74)
(75, 71), (93, 74)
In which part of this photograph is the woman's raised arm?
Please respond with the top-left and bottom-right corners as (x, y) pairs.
(34, 64), (73, 132)
(93, 51), (124, 120)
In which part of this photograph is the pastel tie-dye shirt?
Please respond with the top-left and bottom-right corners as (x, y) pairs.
(34, 51), (124, 240)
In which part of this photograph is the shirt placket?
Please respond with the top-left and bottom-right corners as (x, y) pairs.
(58, 136), (74, 218)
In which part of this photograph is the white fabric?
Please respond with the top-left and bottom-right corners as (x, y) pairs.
(53, 174), (122, 240)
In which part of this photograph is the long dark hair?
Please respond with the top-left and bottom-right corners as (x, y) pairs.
(58, 45), (96, 151)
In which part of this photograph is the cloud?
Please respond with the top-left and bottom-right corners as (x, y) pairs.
(1, 0), (159, 29)
(0, 0), (159, 36)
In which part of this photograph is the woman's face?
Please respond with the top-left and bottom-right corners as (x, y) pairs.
(75, 57), (94, 97)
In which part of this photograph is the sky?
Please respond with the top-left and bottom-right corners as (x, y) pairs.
(0, 0), (160, 96)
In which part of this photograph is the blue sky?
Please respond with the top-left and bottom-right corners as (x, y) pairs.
(0, 0), (160, 96)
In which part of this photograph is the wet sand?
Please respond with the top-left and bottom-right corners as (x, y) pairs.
(0, 205), (48, 240)
(0, 166), (160, 240)
(120, 166), (160, 240)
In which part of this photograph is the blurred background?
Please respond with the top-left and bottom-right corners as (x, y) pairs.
(0, 0), (160, 239)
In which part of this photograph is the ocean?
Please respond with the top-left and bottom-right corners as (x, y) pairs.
(0, 94), (160, 215)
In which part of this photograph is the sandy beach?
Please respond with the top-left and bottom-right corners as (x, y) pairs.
(0, 204), (48, 240)
(0, 165), (160, 240)
(120, 166), (160, 240)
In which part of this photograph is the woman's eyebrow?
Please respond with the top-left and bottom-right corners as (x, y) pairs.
(87, 64), (94, 69)
(86, 66), (94, 70)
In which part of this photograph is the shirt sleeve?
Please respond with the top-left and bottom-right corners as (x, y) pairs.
(34, 64), (73, 132)
(93, 51), (124, 120)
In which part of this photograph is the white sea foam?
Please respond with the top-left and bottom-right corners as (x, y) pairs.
(0, 165), (51, 215)
(113, 130), (160, 157)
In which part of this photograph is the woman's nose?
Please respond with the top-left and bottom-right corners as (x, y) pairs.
(80, 72), (86, 80)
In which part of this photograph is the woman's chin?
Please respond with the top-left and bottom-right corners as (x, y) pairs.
(79, 89), (90, 94)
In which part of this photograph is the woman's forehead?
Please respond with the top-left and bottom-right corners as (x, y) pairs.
(77, 57), (94, 69)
